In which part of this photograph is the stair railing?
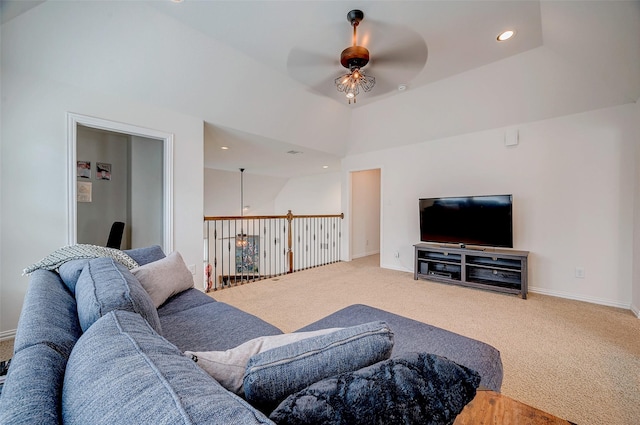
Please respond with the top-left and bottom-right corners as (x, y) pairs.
(203, 211), (343, 291)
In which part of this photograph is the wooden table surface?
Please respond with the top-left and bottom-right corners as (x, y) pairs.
(454, 390), (574, 425)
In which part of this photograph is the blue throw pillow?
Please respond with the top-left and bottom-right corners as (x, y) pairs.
(62, 311), (274, 425)
(243, 321), (394, 410)
(269, 352), (481, 425)
(124, 245), (166, 265)
(58, 259), (90, 293)
(74, 258), (162, 334)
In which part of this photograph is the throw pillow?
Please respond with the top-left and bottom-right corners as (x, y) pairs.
(243, 321), (394, 410)
(124, 245), (166, 266)
(185, 327), (342, 395)
(75, 258), (162, 334)
(131, 251), (194, 308)
(269, 352), (481, 425)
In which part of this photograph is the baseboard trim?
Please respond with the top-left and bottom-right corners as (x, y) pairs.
(0, 329), (16, 341)
(377, 264), (638, 316)
(352, 250), (380, 260)
(529, 286), (631, 310)
(380, 263), (412, 273)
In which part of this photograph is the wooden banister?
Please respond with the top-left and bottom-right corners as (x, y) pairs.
(203, 211), (343, 291)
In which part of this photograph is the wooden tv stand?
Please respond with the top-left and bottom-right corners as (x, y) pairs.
(414, 243), (529, 299)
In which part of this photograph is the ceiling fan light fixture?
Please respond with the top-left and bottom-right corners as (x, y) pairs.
(335, 67), (375, 104)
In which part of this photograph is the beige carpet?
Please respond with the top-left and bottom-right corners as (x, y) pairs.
(0, 340), (12, 362)
(211, 255), (640, 425)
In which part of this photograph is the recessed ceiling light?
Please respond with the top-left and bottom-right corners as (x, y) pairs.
(497, 30), (515, 42)
(220, 146), (229, 150)
(398, 84), (407, 92)
(322, 165), (329, 169)
(171, 0), (184, 3)
(287, 150), (303, 155)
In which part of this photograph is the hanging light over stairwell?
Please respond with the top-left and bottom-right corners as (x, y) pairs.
(236, 168), (248, 247)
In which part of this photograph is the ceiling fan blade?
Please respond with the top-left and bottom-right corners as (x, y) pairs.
(309, 74), (342, 97)
(287, 47), (338, 69)
(371, 39), (428, 69)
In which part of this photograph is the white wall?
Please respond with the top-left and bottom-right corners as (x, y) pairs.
(274, 172), (341, 215)
(130, 136), (164, 248)
(632, 102), (640, 318)
(0, 69), (204, 335)
(343, 103), (639, 309)
(0, 0), (347, 336)
(350, 169), (381, 259)
(204, 168), (288, 216)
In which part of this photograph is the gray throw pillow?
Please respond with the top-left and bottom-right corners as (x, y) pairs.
(130, 251), (194, 308)
(75, 258), (162, 334)
(269, 352), (481, 425)
(243, 321), (394, 410)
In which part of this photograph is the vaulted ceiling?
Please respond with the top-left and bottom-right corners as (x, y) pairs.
(3, 1), (639, 177)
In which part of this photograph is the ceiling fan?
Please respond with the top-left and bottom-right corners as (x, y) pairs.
(334, 10), (375, 104)
(286, 9), (428, 105)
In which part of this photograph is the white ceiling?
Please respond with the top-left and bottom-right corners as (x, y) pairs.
(148, 0), (544, 106)
(3, 1), (639, 178)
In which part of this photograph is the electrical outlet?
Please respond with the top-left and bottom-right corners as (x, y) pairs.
(394, 251), (400, 258)
(575, 267), (585, 279)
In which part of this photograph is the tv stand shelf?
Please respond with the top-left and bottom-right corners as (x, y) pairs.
(414, 243), (529, 299)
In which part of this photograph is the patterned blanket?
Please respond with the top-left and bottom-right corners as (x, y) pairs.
(23, 244), (139, 275)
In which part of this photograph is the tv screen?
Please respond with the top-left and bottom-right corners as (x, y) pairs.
(419, 195), (513, 248)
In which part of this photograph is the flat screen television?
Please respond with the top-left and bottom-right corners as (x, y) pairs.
(419, 195), (513, 248)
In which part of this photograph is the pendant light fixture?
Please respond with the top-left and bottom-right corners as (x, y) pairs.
(236, 168), (248, 247)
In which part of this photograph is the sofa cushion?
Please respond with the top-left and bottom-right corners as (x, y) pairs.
(0, 270), (82, 424)
(0, 344), (68, 424)
(131, 251), (194, 308)
(269, 352), (481, 425)
(296, 304), (503, 392)
(12, 270), (82, 356)
(185, 327), (342, 395)
(58, 246), (165, 293)
(160, 301), (283, 352)
(124, 244), (166, 265)
(58, 259), (90, 293)
(157, 287), (216, 317)
(243, 321), (394, 410)
(75, 258), (162, 334)
(62, 310), (275, 425)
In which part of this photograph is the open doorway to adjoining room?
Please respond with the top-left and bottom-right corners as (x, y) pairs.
(349, 168), (381, 262)
(67, 113), (174, 253)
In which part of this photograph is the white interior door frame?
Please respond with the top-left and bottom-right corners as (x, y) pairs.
(67, 112), (174, 252)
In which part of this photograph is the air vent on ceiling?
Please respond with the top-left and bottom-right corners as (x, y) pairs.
(287, 150), (304, 155)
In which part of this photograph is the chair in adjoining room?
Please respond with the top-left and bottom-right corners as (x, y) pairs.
(106, 221), (125, 249)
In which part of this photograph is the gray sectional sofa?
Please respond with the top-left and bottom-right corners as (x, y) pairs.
(0, 245), (503, 424)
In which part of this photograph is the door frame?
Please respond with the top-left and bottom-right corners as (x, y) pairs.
(67, 112), (174, 252)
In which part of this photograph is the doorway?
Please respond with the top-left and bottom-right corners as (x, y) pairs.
(350, 168), (381, 260)
(67, 113), (174, 252)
